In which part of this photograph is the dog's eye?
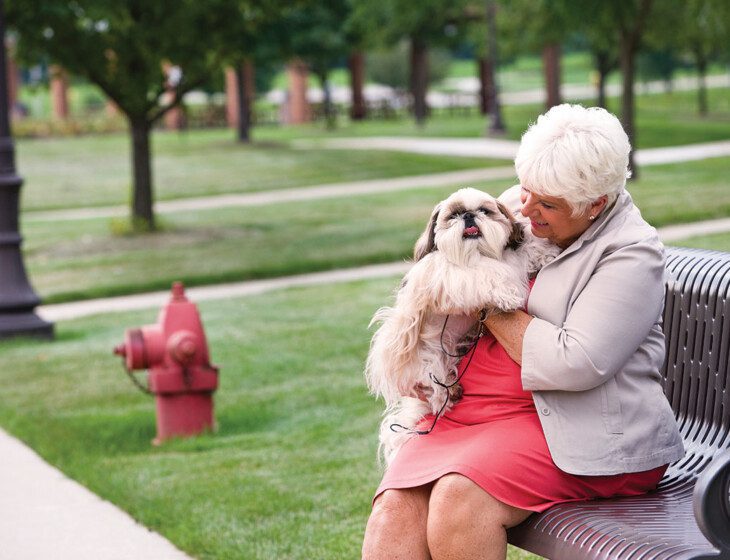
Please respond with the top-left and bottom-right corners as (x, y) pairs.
(448, 212), (460, 220)
(478, 207), (492, 215)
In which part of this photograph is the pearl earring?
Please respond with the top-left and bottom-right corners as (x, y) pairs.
(588, 215), (596, 221)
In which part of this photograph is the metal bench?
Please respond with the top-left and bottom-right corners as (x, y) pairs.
(507, 246), (730, 560)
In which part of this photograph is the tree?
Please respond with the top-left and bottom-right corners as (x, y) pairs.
(276, 1), (353, 130)
(647, 0), (730, 115)
(580, 0), (655, 177)
(615, 0), (654, 177)
(8, 0), (240, 230)
(499, 0), (573, 110)
(217, 2), (284, 143)
(351, 0), (468, 126)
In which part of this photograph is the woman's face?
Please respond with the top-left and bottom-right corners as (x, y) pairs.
(519, 187), (606, 249)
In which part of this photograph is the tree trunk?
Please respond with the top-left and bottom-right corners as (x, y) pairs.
(409, 38), (429, 126)
(619, 36), (638, 179)
(485, 0), (505, 134)
(617, 0), (653, 180)
(234, 62), (251, 142)
(348, 51), (367, 120)
(477, 57), (494, 115)
(318, 72), (336, 129)
(542, 43), (562, 109)
(594, 50), (613, 108)
(130, 118), (155, 229)
(695, 48), (708, 116)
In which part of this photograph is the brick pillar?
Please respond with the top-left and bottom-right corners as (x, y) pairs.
(49, 65), (69, 120)
(225, 67), (238, 128)
(106, 100), (120, 117)
(162, 63), (185, 130)
(285, 60), (310, 124)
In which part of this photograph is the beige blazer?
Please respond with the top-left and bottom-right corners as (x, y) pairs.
(507, 186), (685, 475)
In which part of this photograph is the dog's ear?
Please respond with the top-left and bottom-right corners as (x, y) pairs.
(413, 203), (440, 261)
(497, 201), (524, 250)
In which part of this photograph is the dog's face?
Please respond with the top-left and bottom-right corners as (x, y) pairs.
(414, 188), (523, 263)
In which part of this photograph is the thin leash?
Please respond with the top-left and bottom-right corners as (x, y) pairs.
(390, 313), (485, 436)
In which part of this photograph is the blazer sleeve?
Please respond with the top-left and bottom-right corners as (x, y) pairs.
(521, 240), (665, 392)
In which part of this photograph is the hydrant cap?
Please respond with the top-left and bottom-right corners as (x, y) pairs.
(171, 281), (187, 302)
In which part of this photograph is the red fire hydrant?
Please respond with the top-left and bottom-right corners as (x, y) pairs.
(113, 282), (219, 445)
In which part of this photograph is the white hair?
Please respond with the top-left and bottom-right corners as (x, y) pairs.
(514, 104), (631, 216)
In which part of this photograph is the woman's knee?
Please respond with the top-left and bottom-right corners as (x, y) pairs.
(363, 488), (431, 559)
(369, 487), (430, 530)
(427, 474), (531, 549)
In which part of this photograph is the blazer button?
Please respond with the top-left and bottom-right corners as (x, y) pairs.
(541, 407), (550, 416)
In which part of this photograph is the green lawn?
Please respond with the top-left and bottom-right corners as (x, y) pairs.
(21, 155), (730, 305)
(16, 133), (501, 212)
(0, 278), (541, 559)
(671, 231), (730, 253)
(253, 87), (730, 147)
(16, 86), (730, 216)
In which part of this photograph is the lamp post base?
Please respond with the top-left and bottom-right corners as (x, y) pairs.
(0, 312), (54, 340)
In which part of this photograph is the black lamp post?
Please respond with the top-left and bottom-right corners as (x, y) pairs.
(0, 0), (53, 340)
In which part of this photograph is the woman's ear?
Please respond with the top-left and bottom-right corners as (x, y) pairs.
(413, 203), (441, 261)
(591, 195), (609, 217)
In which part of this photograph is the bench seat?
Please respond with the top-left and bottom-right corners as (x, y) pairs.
(508, 246), (730, 560)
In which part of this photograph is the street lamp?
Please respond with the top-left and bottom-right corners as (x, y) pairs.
(0, 0), (53, 340)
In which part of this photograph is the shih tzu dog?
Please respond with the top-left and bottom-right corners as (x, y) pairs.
(365, 187), (557, 465)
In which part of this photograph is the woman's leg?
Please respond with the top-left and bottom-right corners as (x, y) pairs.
(427, 474), (532, 560)
(362, 485), (433, 560)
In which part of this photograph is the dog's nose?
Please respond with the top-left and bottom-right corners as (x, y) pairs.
(463, 212), (476, 225)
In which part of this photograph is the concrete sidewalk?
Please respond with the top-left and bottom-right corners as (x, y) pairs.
(36, 215), (730, 324)
(298, 137), (730, 166)
(0, 428), (192, 560)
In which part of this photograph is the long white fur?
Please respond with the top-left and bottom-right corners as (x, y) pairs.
(365, 187), (558, 465)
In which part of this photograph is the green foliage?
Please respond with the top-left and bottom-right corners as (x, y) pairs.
(7, 0), (240, 120)
(366, 42), (452, 91)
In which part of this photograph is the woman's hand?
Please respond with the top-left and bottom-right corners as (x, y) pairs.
(483, 310), (534, 365)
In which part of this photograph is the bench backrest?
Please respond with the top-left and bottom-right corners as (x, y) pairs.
(661, 247), (730, 486)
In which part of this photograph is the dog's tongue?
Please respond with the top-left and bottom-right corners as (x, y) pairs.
(463, 226), (480, 237)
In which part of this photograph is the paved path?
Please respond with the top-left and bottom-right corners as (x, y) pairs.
(24, 139), (730, 224)
(0, 428), (192, 560)
(25, 166), (517, 223)
(36, 213), (729, 324)
(297, 137), (730, 166)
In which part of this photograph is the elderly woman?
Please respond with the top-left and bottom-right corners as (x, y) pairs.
(362, 104), (684, 560)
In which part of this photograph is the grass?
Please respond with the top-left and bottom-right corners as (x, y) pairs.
(253, 87), (730, 147)
(0, 278), (540, 559)
(21, 155), (730, 305)
(16, 87), (730, 215)
(671, 231), (730, 252)
(16, 132), (501, 212)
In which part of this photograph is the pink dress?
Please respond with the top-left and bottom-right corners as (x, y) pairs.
(375, 331), (666, 512)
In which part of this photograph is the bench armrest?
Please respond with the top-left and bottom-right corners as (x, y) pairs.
(694, 448), (730, 554)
